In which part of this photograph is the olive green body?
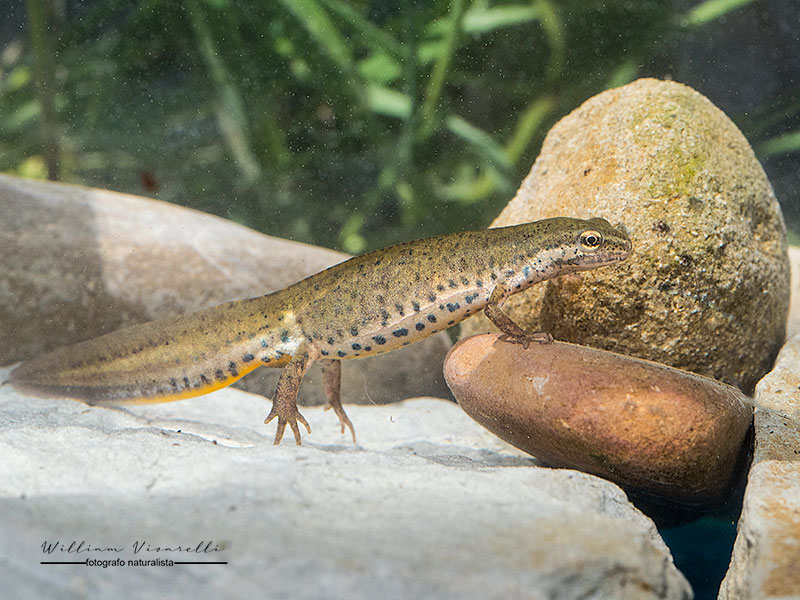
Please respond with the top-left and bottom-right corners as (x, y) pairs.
(10, 217), (631, 412)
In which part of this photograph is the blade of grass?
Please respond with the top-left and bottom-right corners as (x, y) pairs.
(185, 0), (261, 183)
(505, 95), (555, 165)
(682, 0), (757, 28)
(462, 4), (541, 34)
(318, 0), (406, 59)
(428, 3), (541, 36)
(277, 0), (354, 74)
(24, 0), (60, 180)
(534, 0), (564, 81)
(366, 85), (412, 119)
(418, 0), (466, 139)
(446, 114), (512, 172)
(757, 131), (800, 159)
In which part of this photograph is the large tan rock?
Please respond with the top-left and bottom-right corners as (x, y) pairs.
(719, 335), (800, 599)
(462, 78), (789, 393)
(444, 334), (752, 503)
(0, 174), (451, 405)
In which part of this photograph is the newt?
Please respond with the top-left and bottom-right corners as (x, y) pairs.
(9, 217), (631, 445)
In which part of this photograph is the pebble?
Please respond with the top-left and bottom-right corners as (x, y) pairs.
(444, 333), (753, 503)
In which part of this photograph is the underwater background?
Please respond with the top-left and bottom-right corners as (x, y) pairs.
(2, 2), (799, 598)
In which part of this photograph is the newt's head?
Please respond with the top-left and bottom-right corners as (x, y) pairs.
(531, 216), (632, 272)
(562, 217), (631, 270)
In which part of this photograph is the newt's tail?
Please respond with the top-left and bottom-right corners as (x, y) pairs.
(9, 300), (272, 405)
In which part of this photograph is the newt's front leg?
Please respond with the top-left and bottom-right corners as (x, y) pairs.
(484, 283), (553, 349)
(265, 343), (314, 445)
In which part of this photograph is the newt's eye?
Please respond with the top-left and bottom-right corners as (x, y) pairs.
(579, 230), (603, 251)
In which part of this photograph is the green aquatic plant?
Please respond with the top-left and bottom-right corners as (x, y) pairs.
(1, 0), (791, 253)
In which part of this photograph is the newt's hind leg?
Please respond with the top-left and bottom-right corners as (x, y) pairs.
(320, 359), (356, 443)
(265, 344), (314, 445)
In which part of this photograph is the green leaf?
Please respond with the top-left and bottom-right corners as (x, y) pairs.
(366, 85), (411, 119)
(462, 4), (542, 34)
(606, 59), (641, 89)
(429, 4), (541, 36)
(358, 53), (402, 85)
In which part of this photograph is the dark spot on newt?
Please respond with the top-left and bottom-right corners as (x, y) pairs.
(415, 322), (425, 331)
(200, 374), (210, 385)
(461, 276), (469, 285)
(412, 300), (420, 312)
(427, 314), (437, 323)
(321, 350), (329, 356)
(395, 303), (405, 316)
(373, 335), (387, 345)
(447, 320), (455, 325)
(364, 346), (372, 352)
(448, 279), (457, 288)
(215, 369), (225, 380)
(352, 343), (361, 350)
(428, 292), (437, 303)
(350, 325), (358, 336)
(281, 330), (290, 344)
(392, 328), (409, 337)
(446, 303), (460, 312)
(476, 279), (483, 288)
(337, 351), (346, 357)
(437, 284), (445, 292)
(490, 273), (497, 281)
(243, 353), (255, 362)
(183, 376), (191, 388)
(327, 337), (335, 346)
(228, 362), (239, 377)
(169, 378), (179, 389)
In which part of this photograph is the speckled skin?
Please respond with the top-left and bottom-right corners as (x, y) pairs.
(10, 217), (631, 444)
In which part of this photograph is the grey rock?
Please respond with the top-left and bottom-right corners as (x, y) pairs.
(719, 335), (800, 599)
(0, 174), (451, 405)
(461, 78), (789, 393)
(0, 369), (691, 600)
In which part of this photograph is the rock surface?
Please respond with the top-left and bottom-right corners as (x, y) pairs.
(787, 245), (800, 339)
(444, 334), (752, 503)
(0, 174), (451, 405)
(0, 369), (692, 600)
(461, 78), (789, 394)
(719, 335), (800, 599)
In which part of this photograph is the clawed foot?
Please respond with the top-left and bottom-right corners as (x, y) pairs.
(265, 403), (311, 446)
(497, 331), (554, 349)
(324, 400), (356, 443)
